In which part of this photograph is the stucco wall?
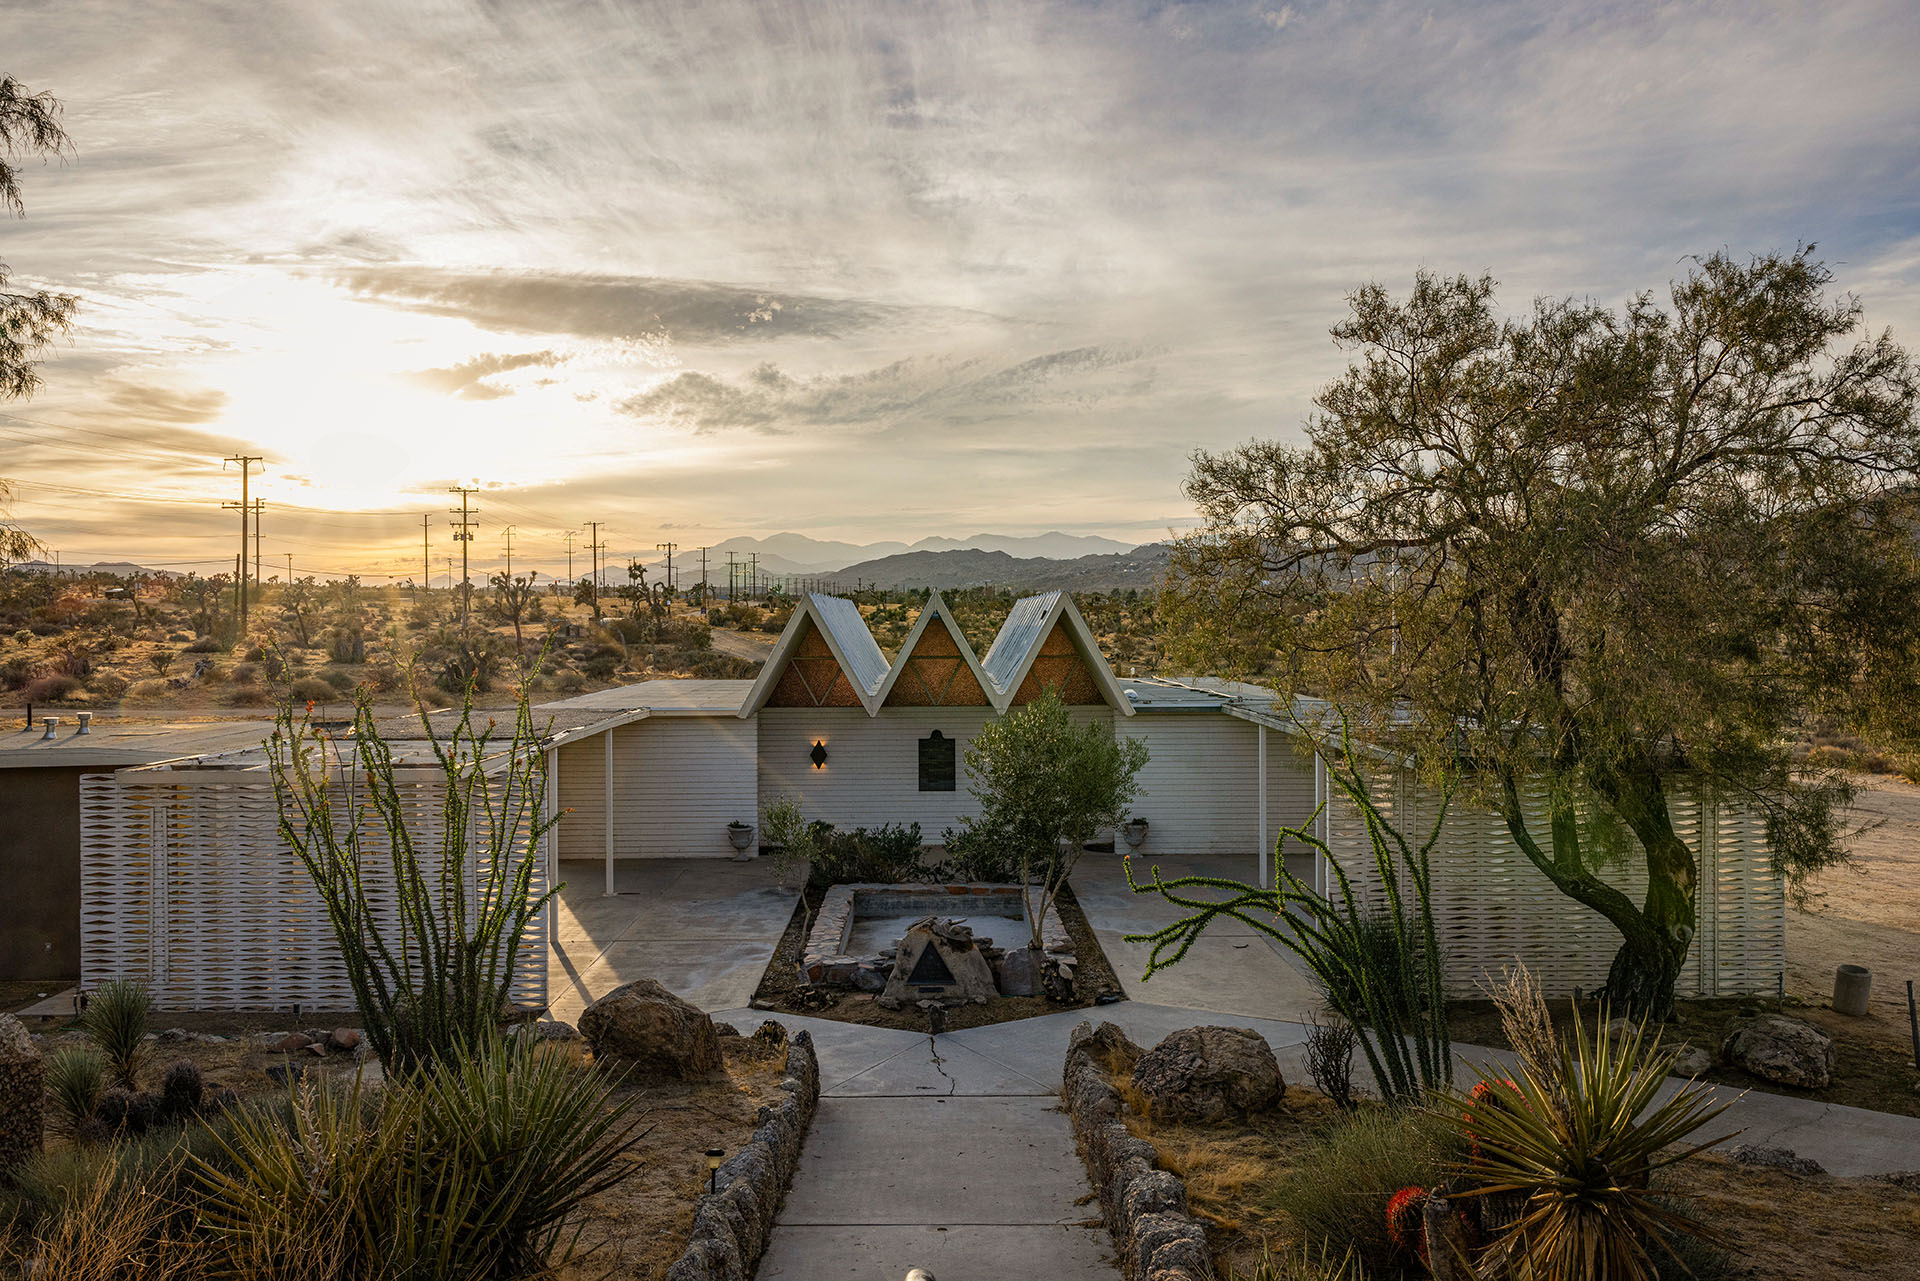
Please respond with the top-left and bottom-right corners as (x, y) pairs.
(0, 765), (84, 979)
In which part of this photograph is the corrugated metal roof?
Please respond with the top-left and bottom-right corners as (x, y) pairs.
(809, 592), (890, 695)
(979, 590), (1061, 694)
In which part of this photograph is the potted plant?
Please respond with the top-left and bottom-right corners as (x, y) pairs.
(1121, 817), (1149, 850)
(727, 820), (756, 860)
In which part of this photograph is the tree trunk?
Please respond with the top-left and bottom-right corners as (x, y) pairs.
(1593, 765), (1698, 1020)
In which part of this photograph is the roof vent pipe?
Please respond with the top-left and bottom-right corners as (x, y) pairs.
(76, 711), (92, 735)
(41, 717), (59, 741)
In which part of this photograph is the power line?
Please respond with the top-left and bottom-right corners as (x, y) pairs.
(449, 486), (479, 628)
(221, 455), (262, 637)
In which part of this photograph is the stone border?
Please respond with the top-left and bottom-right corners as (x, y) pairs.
(1061, 1020), (1213, 1281)
(801, 882), (1073, 983)
(665, 1025), (822, 1281)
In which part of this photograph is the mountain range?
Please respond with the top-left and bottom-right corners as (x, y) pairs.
(669, 530), (1138, 578)
(830, 543), (1171, 593)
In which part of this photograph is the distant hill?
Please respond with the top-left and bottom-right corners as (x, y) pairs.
(832, 543), (1171, 592)
(672, 530), (1138, 578)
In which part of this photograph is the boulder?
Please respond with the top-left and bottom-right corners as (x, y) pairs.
(326, 1028), (361, 1053)
(0, 1014), (44, 1176)
(579, 979), (723, 1078)
(1729, 1143), (1825, 1176)
(996, 945), (1041, 997)
(1130, 1026), (1283, 1122)
(1720, 1014), (1835, 1089)
(1671, 1045), (1713, 1077)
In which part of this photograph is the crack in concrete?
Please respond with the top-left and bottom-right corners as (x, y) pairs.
(928, 1034), (957, 1096)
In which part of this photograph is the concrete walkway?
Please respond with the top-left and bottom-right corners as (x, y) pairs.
(549, 853), (1920, 1278)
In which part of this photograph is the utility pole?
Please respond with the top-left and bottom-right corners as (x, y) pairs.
(725, 551), (738, 602)
(748, 552), (759, 601)
(448, 486), (479, 627)
(285, 553), (293, 585)
(502, 525), (516, 579)
(563, 530), (579, 587)
(250, 499), (263, 588)
(697, 546), (709, 601)
(586, 520), (604, 619)
(655, 541), (676, 594)
(421, 515), (430, 594)
(222, 454), (262, 637)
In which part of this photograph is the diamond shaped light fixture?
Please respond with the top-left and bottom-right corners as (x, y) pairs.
(809, 740), (829, 769)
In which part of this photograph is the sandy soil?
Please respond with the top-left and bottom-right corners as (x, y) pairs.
(1789, 775), (1920, 1034)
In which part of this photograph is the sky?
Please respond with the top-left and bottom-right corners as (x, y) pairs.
(2, 0), (1919, 581)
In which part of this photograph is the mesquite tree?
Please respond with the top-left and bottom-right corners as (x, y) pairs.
(1164, 249), (1920, 1017)
(269, 682), (559, 1075)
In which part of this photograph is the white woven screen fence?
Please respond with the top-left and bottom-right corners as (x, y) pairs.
(1321, 770), (1784, 999)
(78, 773), (549, 1012)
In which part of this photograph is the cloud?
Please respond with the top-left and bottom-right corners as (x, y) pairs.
(100, 379), (228, 427)
(615, 344), (1154, 434)
(337, 267), (899, 345)
(407, 350), (562, 399)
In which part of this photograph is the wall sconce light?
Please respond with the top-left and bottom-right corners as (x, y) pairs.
(705, 1148), (725, 1193)
(809, 740), (829, 769)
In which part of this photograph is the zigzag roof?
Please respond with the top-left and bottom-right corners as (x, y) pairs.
(742, 590), (1132, 717)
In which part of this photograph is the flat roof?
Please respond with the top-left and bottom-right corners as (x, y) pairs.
(535, 678), (753, 715)
(0, 715), (278, 769)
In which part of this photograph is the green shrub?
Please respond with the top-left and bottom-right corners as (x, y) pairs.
(45, 1047), (105, 1136)
(940, 822), (1024, 882)
(0, 1115), (241, 1236)
(196, 1036), (643, 1278)
(1268, 1108), (1453, 1280)
(81, 979), (151, 1089)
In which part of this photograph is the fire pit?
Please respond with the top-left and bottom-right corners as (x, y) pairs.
(798, 883), (1077, 1004)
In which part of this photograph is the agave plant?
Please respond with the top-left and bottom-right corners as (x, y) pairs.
(43, 1046), (106, 1137)
(1438, 1005), (1733, 1281)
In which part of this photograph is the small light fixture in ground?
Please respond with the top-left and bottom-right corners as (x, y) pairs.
(706, 1148), (726, 1193)
(809, 740), (828, 769)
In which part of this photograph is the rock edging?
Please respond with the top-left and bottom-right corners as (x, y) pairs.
(665, 1024), (822, 1281)
(1062, 1020), (1213, 1281)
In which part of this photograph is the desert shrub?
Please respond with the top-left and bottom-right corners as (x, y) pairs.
(196, 1036), (642, 1278)
(81, 980), (151, 1089)
(0, 1151), (209, 1278)
(318, 668), (354, 692)
(1439, 991), (1732, 1281)
(45, 1047), (105, 1137)
(287, 675), (336, 704)
(23, 672), (82, 702)
(269, 691), (557, 1075)
(363, 660), (402, 692)
(1224, 1243), (1364, 1281)
(225, 684), (271, 707)
(1303, 1013), (1357, 1110)
(229, 662), (259, 684)
(183, 636), (221, 653)
(90, 673), (129, 700)
(0, 654), (38, 690)
(555, 669), (587, 693)
(1268, 1108), (1453, 1279)
(124, 678), (172, 703)
(582, 652), (618, 679)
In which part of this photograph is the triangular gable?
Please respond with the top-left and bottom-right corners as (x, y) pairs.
(980, 592), (1134, 715)
(739, 593), (888, 717)
(875, 591), (994, 708)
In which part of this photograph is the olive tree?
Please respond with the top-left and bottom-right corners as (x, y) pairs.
(1165, 249), (1920, 1016)
(956, 686), (1148, 950)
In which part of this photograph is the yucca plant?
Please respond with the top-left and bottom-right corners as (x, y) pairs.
(1437, 1005), (1733, 1281)
(195, 1033), (645, 1280)
(80, 979), (151, 1089)
(44, 1047), (106, 1136)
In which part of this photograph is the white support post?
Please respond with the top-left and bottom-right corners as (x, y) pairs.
(1257, 721), (1269, 890)
(544, 746), (560, 940)
(603, 727), (616, 896)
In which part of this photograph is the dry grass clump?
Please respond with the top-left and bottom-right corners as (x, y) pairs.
(0, 1160), (205, 1280)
